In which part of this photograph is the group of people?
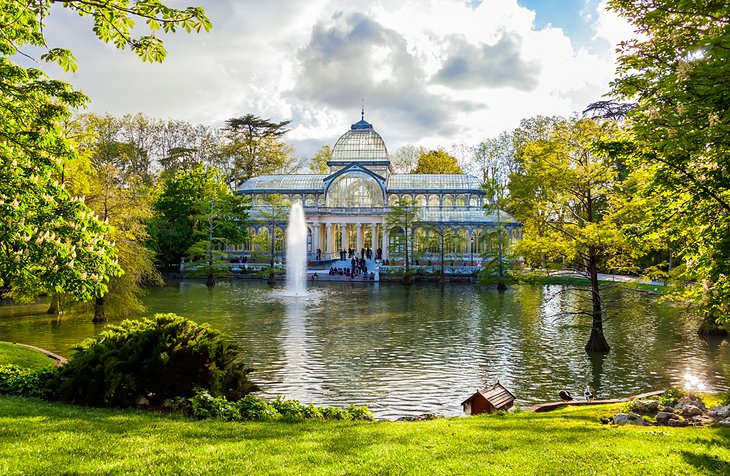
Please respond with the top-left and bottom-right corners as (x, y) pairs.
(338, 247), (382, 261)
(328, 265), (376, 280)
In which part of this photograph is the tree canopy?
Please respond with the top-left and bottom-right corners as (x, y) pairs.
(609, 0), (730, 328)
(0, 1), (209, 301)
(413, 150), (463, 174)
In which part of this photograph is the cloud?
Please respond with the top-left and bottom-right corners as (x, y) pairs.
(288, 11), (473, 139)
(432, 33), (541, 91)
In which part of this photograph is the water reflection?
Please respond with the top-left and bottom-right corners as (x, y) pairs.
(0, 281), (728, 419)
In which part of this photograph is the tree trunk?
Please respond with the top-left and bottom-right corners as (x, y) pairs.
(92, 296), (106, 323)
(206, 273), (216, 287)
(585, 248), (610, 353)
(497, 280), (507, 292)
(697, 313), (728, 337)
(47, 294), (62, 315)
(439, 232), (446, 284)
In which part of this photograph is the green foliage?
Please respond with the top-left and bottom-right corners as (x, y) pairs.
(413, 149), (463, 174)
(55, 314), (257, 407)
(386, 199), (420, 277)
(188, 390), (373, 422)
(220, 114), (297, 186)
(1, 1), (209, 301)
(150, 165), (246, 267)
(657, 388), (685, 408)
(608, 1), (730, 324)
(0, 365), (58, 400)
(718, 391), (730, 407)
(309, 145), (332, 174)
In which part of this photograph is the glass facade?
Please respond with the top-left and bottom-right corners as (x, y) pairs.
(326, 171), (384, 208)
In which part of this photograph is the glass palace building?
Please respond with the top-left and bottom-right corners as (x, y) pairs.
(237, 115), (520, 263)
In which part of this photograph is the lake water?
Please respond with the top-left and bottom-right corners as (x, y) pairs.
(1, 280), (728, 419)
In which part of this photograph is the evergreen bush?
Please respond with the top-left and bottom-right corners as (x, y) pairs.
(55, 313), (258, 407)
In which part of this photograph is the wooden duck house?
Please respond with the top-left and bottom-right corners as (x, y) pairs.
(461, 382), (515, 416)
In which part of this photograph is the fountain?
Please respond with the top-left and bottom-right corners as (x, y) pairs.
(284, 200), (308, 296)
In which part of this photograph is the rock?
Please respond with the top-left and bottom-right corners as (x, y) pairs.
(659, 405), (674, 413)
(135, 394), (150, 406)
(600, 417), (612, 424)
(397, 412), (444, 421)
(613, 413), (645, 426)
(656, 411), (674, 424)
(708, 405), (730, 419)
(676, 404), (703, 418)
(717, 418), (730, 427)
(667, 418), (689, 428)
(635, 400), (659, 414)
(677, 396), (706, 411)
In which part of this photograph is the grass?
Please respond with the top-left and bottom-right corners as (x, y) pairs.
(0, 342), (56, 369)
(0, 397), (728, 475)
(513, 274), (669, 293)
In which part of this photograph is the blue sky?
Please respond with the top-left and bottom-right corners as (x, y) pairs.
(28, 0), (632, 164)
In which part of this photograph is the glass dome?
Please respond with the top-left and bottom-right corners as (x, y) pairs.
(330, 118), (389, 163)
(326, 171), (384, 208)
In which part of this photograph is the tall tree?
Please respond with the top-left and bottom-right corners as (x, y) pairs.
(413, 150), (463, 174)
(390, 145), (425, 174)
(386, 199), (420, 284)
(253, 195), (289, 285)
(308, 145), (332, 174)
(476, 132), (517, 290)
(609, 0), (730, 333)
(220, 114), (295, 187)
(149, 165), (241, 268)
(0, 1), (209, 302)
(509, 117), (627, 353)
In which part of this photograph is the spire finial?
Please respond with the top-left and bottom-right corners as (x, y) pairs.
(361, 98), (365, 121)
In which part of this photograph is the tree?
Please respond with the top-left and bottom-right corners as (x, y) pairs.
(187, 190), (249, 287)
(308, 145), (332, 174)
(385, 199), (420, 284)
(220, 114), (296, 187)
(413, 149), (463, 174)
(253, 195), (289, 284)
(509, 117), (627, 353)
(422, 224), (457, 283)
(476, 132), (517, 290)
(0, 1), (209, 302)
(390, 145), (424, 174)
(66, 116), (162, 321)
(608, 0), (730, 333)
(149, 165), (242, 268)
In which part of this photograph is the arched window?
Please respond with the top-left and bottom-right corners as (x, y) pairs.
(415, 194), (426, 207)
(428, 194), (440, 207)
(456, 194), (467, 207)
(388, 194), (400, 206)
(469, 196), (479, 207)
(326, 171), (384, 208)
(305, 194), (315, 206)
(442, 194), (453, 207)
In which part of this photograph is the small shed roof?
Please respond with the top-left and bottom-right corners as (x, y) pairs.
(461, 382), (515, 409)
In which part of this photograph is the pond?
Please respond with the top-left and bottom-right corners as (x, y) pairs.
(1, 280), (728, 419)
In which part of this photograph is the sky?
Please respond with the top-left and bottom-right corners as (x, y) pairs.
(28, 0), (635, 159)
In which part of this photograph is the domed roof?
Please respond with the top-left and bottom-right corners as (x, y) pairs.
(330, 115), (389, 164)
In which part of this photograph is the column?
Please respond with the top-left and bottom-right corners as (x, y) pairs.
(325, 223), (332, 259)
(382, 223), (388, 261)
(340, 223), (347, 253)
(312, 221), (320, 258)
(356, 223), (362, 252)
(370, 223), (377, 254)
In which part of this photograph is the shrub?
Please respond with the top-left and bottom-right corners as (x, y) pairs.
(719, 390), (730, 406)
(658, 388), (685, 407)
(0, 365), (58, 399)
(55, 313), (258, 407)
(188, 390), (373, 422)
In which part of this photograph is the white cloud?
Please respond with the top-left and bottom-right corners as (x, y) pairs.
(18, 0), (630, 157)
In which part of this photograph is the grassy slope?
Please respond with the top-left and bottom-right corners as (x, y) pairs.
(0, 397), (728, 475)
(0, 342), (55, 369)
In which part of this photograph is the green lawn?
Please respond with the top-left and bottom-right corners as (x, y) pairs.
(0, 342), (56, 369)
(0, 396), (727, 475)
